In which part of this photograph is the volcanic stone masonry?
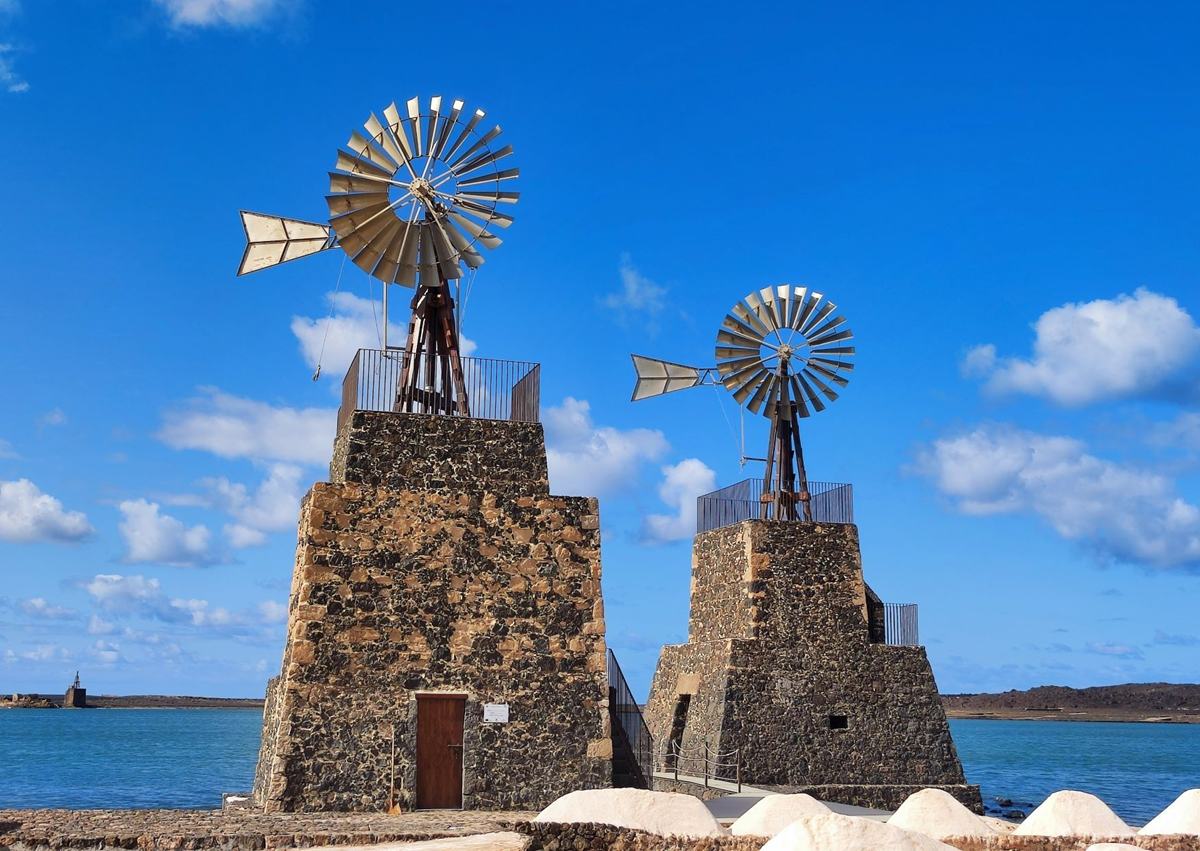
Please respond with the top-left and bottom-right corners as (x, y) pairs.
(252, 411), (611, 812)
(643, 518), (982, 812)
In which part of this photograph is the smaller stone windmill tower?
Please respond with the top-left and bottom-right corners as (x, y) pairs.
(634, 286), (980, 811)
(238, 96), (616, 812)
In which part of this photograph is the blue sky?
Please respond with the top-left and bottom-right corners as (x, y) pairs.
(1, 1), (1199, 699)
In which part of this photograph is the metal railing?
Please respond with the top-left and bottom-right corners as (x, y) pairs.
(606, 650), (653, 787)
(696, 478), (854, 534)
(338, 348), (540, 433)
(883, 603), (919, 646)
(654, 740), (742, 792)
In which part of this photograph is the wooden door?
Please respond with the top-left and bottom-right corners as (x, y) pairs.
(416, 695), (465, 809)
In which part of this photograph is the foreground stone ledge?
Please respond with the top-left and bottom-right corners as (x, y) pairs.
(0, 810), (535, 851)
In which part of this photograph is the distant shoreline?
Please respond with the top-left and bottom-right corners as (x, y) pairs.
(2, 695), (265, 710)
(945, 709), (1200, 724)
(942, 682), (1200, 725)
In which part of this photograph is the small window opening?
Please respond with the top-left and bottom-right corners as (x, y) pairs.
(828, 714), (849, 730)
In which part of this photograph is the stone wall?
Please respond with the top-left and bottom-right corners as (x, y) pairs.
(254, 412), (610, 812)
(644, 519), (979, 811)
(330, 411), (549, 496)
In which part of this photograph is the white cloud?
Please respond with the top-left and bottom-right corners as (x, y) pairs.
(201, 463), (307, 548)
(170, 597), (236, 627)
(291, 292), (476, 383)
(0, 479), (94, 543)
(88, 614), (115, 635)
(90, 639), (120, 665)
(158, 388), (335, 466)
(0, 43), (27, 95)
(19, 598), (77, 620)
(602, 254), (667, 326)
(1086, 641), (1144, 659)
(544, 397), (669, 496)
(0, 438), (16, 458)
(81, 574), (277, 640)
(911, 424), (1200, 570)
(258, 600), (288, 624)
(151, 0), (282, 27)
(84, 574), (181, 620)
(641, 458), (718, 544)
(964, 289), (1200, 406)
(38, 408), (67, 427)
(8, 644), (70, 663)
(117, 499), (215, 567)
(1152, 412), (1200, 452)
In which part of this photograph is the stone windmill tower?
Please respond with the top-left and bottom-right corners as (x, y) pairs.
(238, 96), (615, 812)
(633, 286), (981, 812)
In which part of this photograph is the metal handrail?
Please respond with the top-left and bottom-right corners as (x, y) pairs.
(606, 650), (654, 787)
(883, 603), (919, 646)
(337, 348), (540, 433)
(654, 739), (742, 791)
(697, 478), (853, 534)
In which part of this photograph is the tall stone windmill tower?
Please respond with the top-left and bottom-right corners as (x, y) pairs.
(238, 96), (615, 812)
(634, 287), (980, 812)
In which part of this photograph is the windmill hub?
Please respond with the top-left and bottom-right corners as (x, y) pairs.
(408, 176), (435, 202)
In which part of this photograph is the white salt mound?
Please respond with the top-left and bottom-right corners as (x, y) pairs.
(533, 788), (726, 838)
(730, 793), (832, 837)
(981, 816), (1018, 834)
(1014, 790), (1135, 837)
(887, 788), (996, 839)
(760, 813), (960, 851)
(1141, 788), (1200, 835)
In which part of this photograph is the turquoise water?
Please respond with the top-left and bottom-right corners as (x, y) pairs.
(950, 718), (1200, 826)
(0, 709), (262, 809)
(0, 710), (1196, 822)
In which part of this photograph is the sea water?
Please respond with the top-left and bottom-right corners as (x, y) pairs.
(0, 709), (1197, 822)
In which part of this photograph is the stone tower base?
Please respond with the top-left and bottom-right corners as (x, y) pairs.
(644, 520), (980, 813)
(252, 412), (611, 812)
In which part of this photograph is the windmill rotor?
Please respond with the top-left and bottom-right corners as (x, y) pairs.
(236, 95), (520, 418)
(715, 285), (854, 419)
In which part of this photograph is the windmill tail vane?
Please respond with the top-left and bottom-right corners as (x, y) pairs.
(631, 285), (855, 522)
(236, 95), (519, 419)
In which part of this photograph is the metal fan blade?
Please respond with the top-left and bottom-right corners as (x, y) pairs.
(425, 95), (442, 161)
(802, 366), (840, 400)
(416, 226), (440, 288)
(458, 189), (520, 205)
(456, 167), (520, 188)
(325, 191), (389, 216)
(786, 286), (807, 329)
(789, 376), (812, 418)
(427, 216), (464, 279)
(365, 112), (411, 176)
(455, 198), (514, 228)
(806, 360), (850, 388)
(760, 286), (786, 331)
(397, 221), (420, 286)
(442, 216), (486, 270)
(807, 327), (854, 348)
(806, 313), (847, 343)
(794, 290), (823, 333)
(810, 356), (855, 372)
(431, 98), (463, 160)
(448, 124), (503, 169)
(442, 107), (485, 165)
(745, 290), (779, 334)
(373, 222), (413, 285)
(329, 171), (390, 194)
(810, 345), (855, 356)
(349, 216), (403, 277)
(731, 302), (771, 338)
(329, 200), (391, 239)
(446, 210), (502, 250)
(407, 96), (423, 157)
(383, 102), (415, 160)
(746, 371), (775, 414)
(801, 299), (837, 335)
(715, 345), (760, 361)
(716, 355), (762, 377)
(337, 207), (399, 259)
(731, 369), (770, 407)
(717, 326), (764, 350)
(335, 150), (394, 180)
(347, 130), (398, 175)
(452, 145), (515, 178)
(795, 371), (827, 412)
(721, 313), (767, 344)
(630, 355), (702, 401)
(776, 285), (794, 332)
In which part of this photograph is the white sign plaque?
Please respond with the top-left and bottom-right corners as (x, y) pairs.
(483, 703), (509, 723)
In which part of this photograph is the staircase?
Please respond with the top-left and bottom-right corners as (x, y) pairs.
(606, 650), (653, 789)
